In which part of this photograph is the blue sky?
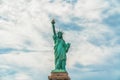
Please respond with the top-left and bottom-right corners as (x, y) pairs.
(0, 0), (120, 80)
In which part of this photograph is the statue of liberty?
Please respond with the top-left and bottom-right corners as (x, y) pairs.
(51, 19), (71, 72)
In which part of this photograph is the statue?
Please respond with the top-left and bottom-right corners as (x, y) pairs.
(51, 19), (71, 72)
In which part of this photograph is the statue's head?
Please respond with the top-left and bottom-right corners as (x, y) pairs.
(57, 31), (63, 39)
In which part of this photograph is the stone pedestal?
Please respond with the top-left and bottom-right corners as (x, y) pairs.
(48, 72), (70, 80)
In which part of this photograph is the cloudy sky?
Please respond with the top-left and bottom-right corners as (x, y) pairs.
(0, 0), (120, 80)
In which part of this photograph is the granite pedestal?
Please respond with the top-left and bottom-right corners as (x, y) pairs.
(48, 72), (70, 80)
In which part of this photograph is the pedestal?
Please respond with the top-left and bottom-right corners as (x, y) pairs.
(48, 72), (70, 80)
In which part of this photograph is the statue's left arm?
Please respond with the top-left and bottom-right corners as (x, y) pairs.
(66, 43), (71, 53)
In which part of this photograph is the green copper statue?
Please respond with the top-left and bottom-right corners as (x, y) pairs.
(51, 19), (71, 72)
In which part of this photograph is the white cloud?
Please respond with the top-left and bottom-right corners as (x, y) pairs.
(0, 52), (53, 71)
(14, 73), (32, 80)
(72, 0), (109, 21)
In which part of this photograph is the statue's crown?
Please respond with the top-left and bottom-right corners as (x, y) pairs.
(57, 31), (63, 35)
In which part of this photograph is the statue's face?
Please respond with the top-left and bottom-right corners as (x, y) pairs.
(58, 32), (63, 38)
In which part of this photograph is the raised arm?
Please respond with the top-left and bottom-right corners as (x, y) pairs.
(51, 19), (56, 36)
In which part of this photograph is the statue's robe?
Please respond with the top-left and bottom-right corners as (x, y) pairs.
(53, 35), (69, 70)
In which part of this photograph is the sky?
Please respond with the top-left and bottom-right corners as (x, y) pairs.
(0, 0), (120, 80)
